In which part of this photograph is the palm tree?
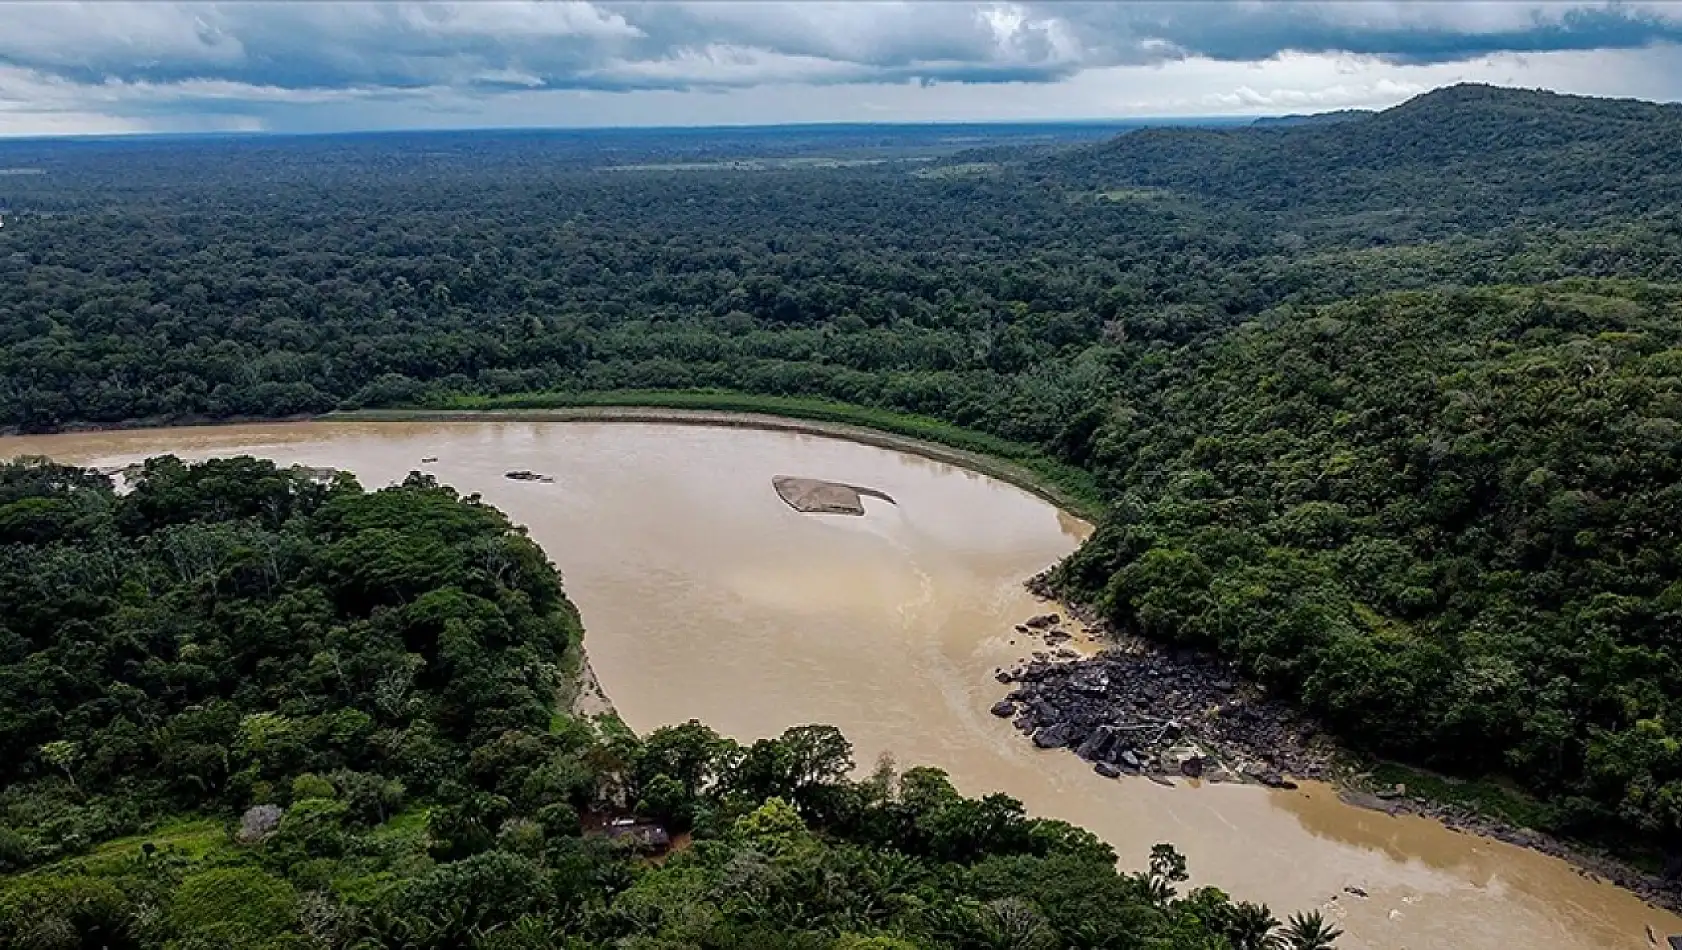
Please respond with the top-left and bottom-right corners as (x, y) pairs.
(1223, 901), (1283, 950)
(1280, 910), (1343, 950)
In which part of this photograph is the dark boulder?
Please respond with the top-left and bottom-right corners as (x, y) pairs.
(1032, 723), (1073, 748)
(1075, 729), (1113, 761)
(1179, 755), (1204, 779)
(1250, 769), (1298, 790)
(1067, 667), (1110, 695)
(1094, 762), (1122, 779)
(1030, 698), (1060, 723)
(990, 700), (1016, 718)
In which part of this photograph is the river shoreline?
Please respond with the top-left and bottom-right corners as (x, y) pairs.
(0, 408), (1101, 524)
(6, 411), (1678, 929)
(1019, 575), (1682, 917)
(324, 406), (1104, 520)
(0, 412), (321, 441)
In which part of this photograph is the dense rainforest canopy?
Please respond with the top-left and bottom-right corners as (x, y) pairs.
(1, 82), (1681, 863)
(0, 457), (1330, 950)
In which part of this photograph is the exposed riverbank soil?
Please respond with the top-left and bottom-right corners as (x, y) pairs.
(566, 652), (616, 720)
(772, 475), (897, 515)
(1338, 786), (1682, 913)
(1017, 573), (1682, 916)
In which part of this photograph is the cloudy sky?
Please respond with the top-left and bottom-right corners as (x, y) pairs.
(1, 1), (1680, 135)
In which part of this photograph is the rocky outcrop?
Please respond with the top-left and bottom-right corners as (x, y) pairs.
(1009, 584), (1682, 915)
(994, 645), (1334, 786)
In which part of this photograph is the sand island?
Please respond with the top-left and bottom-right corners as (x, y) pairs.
(772, 475), (897, 515)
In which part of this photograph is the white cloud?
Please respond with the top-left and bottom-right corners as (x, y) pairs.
(585, 45), (874, 89)
(400, 2), (642, 40)
(0, 3), (245, 73)
(1305, 2), (1563, 34)
(0, 2), (1679, 134)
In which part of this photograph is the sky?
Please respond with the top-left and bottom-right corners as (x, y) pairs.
(1, 1), (1680, 136)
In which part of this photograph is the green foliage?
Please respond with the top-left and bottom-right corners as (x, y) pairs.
(832, 937), (921, 950)
(0, 81), (1677, 922)
(36, 89), (1682, 944)
(732, 797), (809, 852)
(1055, 281), (1682, 850)
(0, 457), (578, 867)
(167, 867), (298, 943)
(0, 875), (137, 949)
(0, 462), (1306, 948)
(290, 773), (336, 802)
(1279, 911), (1344, 950)
(4, 92), (1680, 858)
(6, 88), (1675, 482)
(1048, 85), (1682, 239)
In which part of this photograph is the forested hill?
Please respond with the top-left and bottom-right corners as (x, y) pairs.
(1248, 110), (1372, 128)
(1039, 84), (1682, 230)
(0, 457), (1326, 949)
(1055, 280), (1682, 856)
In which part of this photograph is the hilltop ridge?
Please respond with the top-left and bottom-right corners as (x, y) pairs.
(1041, 83), (1682, 232)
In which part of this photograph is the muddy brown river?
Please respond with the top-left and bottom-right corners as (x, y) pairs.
(4, 419), (1678, 949)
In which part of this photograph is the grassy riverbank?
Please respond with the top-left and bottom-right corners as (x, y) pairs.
(327, 390), (1106, 520)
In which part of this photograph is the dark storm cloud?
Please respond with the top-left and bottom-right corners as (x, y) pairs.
(0, 2), (1678, 109)
(1053, 2), (1682, 66)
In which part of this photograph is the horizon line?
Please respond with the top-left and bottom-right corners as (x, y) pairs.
(0, 113), (1296, 144)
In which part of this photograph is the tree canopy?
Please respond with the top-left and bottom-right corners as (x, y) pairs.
(0, 457), (1323, 949)
(2, 80), (1680, 864)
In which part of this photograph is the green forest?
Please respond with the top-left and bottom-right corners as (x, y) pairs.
(2, 80), (1682, 886)
(0, 456), (1335, 949)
